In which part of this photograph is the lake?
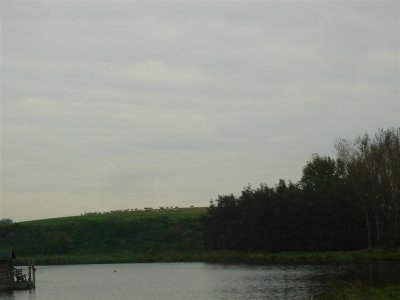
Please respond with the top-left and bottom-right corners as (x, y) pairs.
(0, 262), (399, 300)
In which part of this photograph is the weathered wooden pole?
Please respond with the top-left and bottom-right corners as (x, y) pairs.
(28, 265), (32, 282)
(32, 262), (36, 288)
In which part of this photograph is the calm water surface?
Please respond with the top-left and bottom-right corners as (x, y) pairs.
(0, 262), (394, 300)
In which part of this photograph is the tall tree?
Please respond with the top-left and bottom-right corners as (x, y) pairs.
(336, 128), (400, 247)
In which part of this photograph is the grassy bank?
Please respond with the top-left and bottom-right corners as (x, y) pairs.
(209, 249), (400, 264)
(320, 281), (400, 300)
(15, 252), (206, 265)
(203, 249), (400, 265)
(15, 249), (400, 266)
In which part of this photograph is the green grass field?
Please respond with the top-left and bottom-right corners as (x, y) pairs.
(1, 207), (208, 260)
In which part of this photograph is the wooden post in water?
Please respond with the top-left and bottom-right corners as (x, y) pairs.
(28, 265), (32, 282)
(32, 262), (36, 289)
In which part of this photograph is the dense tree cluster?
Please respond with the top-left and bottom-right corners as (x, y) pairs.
(203, 128), (400, 252)
(336, 128), (400, 248)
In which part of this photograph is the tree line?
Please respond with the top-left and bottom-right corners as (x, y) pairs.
(202, 128), (400, 252)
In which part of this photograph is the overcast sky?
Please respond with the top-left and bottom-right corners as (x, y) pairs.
(1, 0), (399, 221)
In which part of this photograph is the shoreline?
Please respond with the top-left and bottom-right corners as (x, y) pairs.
(16, 249), (400, 266)
(320, 282), (400, 300)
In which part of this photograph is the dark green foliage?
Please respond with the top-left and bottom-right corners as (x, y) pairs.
(0, 210), (205, 257)
(49, 232), (73, 254)
(336, 128), (400, 248)
(203, 128), (399, 252)
(0, 218), (13, 225)
(203, 177), (365, 252)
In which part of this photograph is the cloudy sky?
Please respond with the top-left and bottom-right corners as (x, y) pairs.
(1, 0), (399, 221)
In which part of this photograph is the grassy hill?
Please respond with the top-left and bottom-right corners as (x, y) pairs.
(0, 207), (207, 264)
